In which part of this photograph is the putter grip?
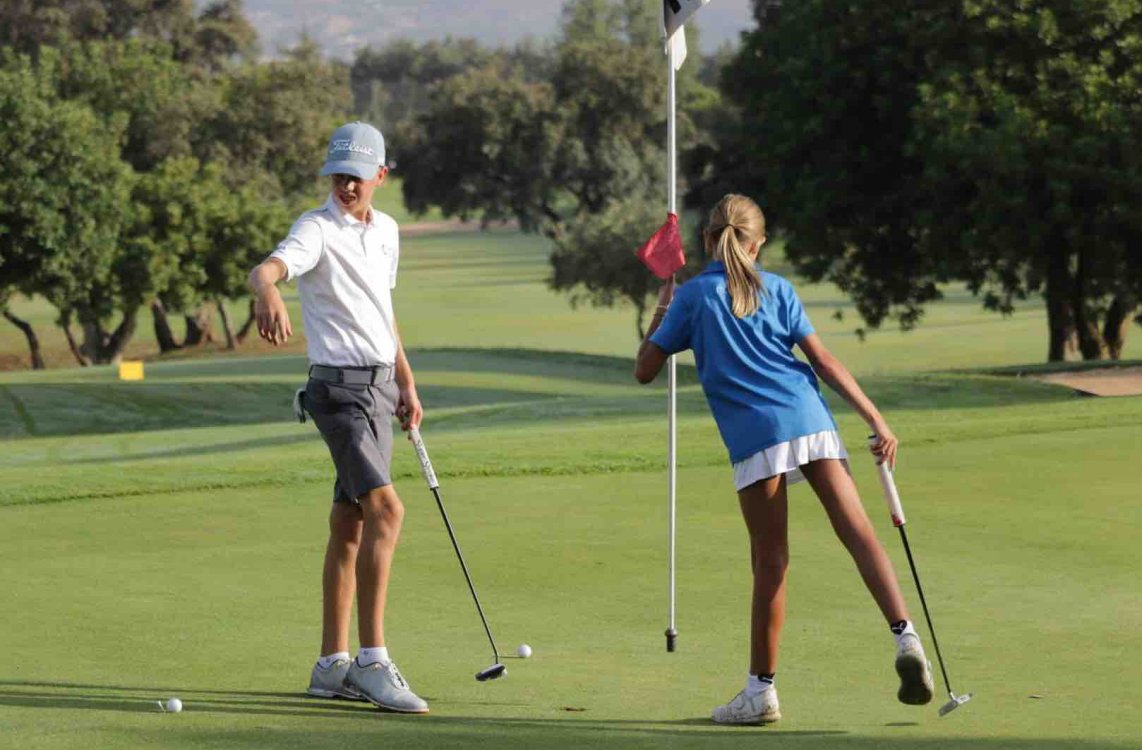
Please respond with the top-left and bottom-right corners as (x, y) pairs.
(408, 428), (440, 490)
(876, 462), (906, 527)
(869, 436), (906, 527)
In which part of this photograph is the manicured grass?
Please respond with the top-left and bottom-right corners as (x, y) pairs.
(3, 229), (1138, 373)
(2, 226), (1141, 749)
(2, 348), (1142, 748)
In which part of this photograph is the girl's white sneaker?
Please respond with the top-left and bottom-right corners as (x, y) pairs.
(895, 633), (935, 705)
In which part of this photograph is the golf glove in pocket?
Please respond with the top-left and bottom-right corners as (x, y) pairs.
(293, 387), (308, 424)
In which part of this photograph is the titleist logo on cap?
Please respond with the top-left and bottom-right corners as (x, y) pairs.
(329, 139), (376, 157)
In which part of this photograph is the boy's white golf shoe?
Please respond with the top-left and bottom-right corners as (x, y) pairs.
(345, 659), (429, 714)
(306, 657), (365, 701)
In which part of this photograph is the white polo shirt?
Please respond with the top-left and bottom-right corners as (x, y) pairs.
(269, 196), (400, 367)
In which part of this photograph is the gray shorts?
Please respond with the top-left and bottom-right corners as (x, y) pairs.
(304, 377), (399, 503)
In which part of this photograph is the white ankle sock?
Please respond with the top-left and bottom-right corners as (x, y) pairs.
(744, 673), (775, 697)
(891, 619), (919, 647)
(357, 646), (390, 666)
(317, 651), (350, 669)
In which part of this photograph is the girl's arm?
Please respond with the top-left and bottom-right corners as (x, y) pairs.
(635, 279), (675, 384)
(798, 333), (899, 467)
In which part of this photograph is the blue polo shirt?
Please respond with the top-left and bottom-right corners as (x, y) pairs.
(649, 261), (837, 463)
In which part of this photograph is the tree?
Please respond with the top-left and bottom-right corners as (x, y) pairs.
(549, 196), (668, 338)
(914, 0), (1142, 361)
(204, 37), (351, 198)
(0, 0), (198, 57)
(35, 40), (228, 351)
(350, 37), (495, 136)
(720, 0), (1142, 361)
(349, 36), (554, 168)
(192, 0), (259, 70)
(197, 176), (292, 349)
(400, 0), (718, 333)
(401, 63), (562, 230)
(129, 158), (290, 352)
(50, 39), (219, 173)
(720, 0), (955, 331)
(0, 53), (134, 367)
(1, 3), (314, 365)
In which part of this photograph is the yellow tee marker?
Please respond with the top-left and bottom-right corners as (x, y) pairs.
(118, 360), (144, 381)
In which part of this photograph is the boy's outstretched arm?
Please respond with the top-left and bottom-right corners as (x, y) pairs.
(798, 333), (898, 467)
(248, 259), (292, 346)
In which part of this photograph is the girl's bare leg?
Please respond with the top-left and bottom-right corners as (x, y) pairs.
(737, 473), (790, 675)
(800, 458), (909, 623)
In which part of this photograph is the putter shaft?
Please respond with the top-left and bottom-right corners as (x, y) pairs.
(409, 428), (503, 670)
(897, 524), (954, 696)
(429, 485), (502, 663)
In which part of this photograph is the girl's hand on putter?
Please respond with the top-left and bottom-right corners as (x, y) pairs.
(254, 287), (292, 346)
(869, 425), (899, 469)
(397, 388), (423, 432)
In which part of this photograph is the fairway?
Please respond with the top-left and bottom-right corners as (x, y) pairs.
(2, 231), (1141, 750)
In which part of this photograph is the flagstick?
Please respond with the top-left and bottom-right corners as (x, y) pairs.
(665, 31), (679, 655)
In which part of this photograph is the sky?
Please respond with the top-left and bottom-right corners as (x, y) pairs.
(239, 0), (756, 57)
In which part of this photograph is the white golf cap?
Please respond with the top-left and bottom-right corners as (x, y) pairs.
(319, 121), (385, 181)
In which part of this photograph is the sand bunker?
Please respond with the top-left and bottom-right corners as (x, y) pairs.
(1033, 367), (1142, 397)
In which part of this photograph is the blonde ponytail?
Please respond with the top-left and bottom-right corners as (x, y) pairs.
(706, 194), (766, 318)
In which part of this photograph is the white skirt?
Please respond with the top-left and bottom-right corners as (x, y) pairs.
(732, 430), (849, 491)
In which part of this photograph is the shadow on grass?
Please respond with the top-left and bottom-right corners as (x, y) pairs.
(0, 348), (1076, 442)
(0, 381), (562, 440)
(412, 348), (700, 386)
(0, 680), (1130, 750)
(66, 432), (316, 465)
(0, 687), (373, 718)
(0, 688), (1130, 750)
(979, 358), (1142, 377)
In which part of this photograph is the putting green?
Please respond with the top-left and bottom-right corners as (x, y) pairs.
(2, 230), (1140, 749)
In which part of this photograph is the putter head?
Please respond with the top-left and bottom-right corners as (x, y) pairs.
(938, 692), (972, 717)
(475, 663), (507, 682)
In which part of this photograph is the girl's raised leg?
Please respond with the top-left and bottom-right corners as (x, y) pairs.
(800, 458), (908, 623)
(801, 457), (935, 704)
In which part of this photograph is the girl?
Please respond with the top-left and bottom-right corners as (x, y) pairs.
(635, 194), (933, 724)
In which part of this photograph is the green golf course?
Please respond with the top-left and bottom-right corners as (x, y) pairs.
(1, 229), (1140, 749)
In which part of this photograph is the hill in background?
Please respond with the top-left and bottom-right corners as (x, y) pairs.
(239, 0), (753, 56)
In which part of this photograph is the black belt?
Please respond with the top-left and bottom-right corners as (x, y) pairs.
(309, 364), (395, 385)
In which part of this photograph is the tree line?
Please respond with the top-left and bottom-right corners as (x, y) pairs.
(0, 0), (720, 365)
(700, 0), (1142, 362)
(0, 1), (348, 366)
(398, 0), (1142, 361)
(3, 0), (1139, 367)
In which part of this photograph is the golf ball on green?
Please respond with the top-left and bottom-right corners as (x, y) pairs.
(516, 644), (532, 658)
(165, 698), (183, 713)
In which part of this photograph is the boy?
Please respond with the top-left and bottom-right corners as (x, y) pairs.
(247, 121), (428, 714)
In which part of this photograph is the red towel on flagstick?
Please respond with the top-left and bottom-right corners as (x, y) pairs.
(636, 213), (686, 279)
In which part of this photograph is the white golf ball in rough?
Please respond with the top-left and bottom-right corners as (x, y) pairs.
(165, 698), (183, 713)
(516, 643), (532, 658)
